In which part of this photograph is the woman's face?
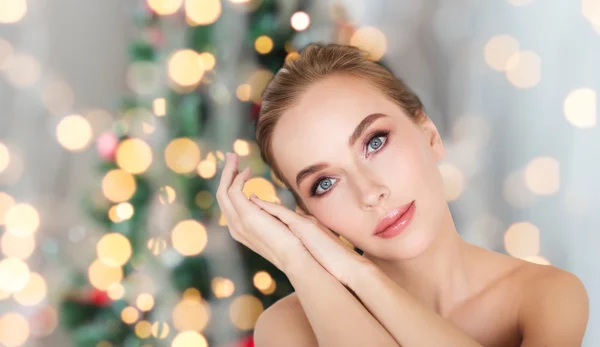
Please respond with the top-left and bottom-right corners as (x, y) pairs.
(271, 74), (447, 260)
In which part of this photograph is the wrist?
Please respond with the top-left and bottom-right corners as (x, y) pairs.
(280, 245), (312, 274)
(347, 258), (380, 289)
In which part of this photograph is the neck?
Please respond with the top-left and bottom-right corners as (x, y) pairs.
(363, 205), (477, 317)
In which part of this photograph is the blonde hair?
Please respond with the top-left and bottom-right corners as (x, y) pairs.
(255, 43), (424, 213)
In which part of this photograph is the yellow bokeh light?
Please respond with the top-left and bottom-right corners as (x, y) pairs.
(437, 163), (465, 201)
(108, 205), (122, 223)
(101, 169), (137, 203)
(233, 139), (250, 156)
(290, 11), (310, 31)
(350, 26), (387, 61)
(211, 277), (235, 298)
(236, 84), (251, 101)
(254, 35), (274, 54)
(121, 306), (140, 324)
(0, 312), (29, 347)
(505, 51), (541, 89)
(116, 139), (153, 174)
(5, 203), (40, 237)
(524, 156), (560, 195)
(197, 160), (216, 179)
(159, 185), (177, 204)
(0, 0), (27, 23)
(172, 331), (207, 347)
(136, 293), (155, 312)
(97, 341), (112, 347)
(185, 0), (221, 25)
(229, 295), (264, 330)
(483, 35), (520, 72)
(0, 257), (30, 293)
(198, 52), (215, 70)
(242, 177), (278, 202)
(285, 51), (300, 63)
(151, 321), (169, 339)
(171, 220), (207, 256)
(13, 272), (47, 306)
(172, 298), (210, 331)
(248, 69), (274, 104)
(88, 259), (123, 291)
(97, 233), (132, 267)
(107, 283), (125, 300)
(168, 49), (204, 87)
(0, 192), (15, 224)
(504, 222), (540, 258)
(0, 142), (10, 174)
(135, 320), (152, 339)
(195, 191), (213, 209)
(182, 287), (201, 301)
(564, 88), (597, 129)
(165, 138), (201, 173)
(146, 0), (183, 15)
(153, 97), (166, 116)
(115, 202), (134, 221)
(253, 271), (272, 291)
(56, 115), (93, 152)
(1, 232), (35, 260)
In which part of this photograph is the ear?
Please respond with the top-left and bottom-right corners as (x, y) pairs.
(416, 110), (445, 162)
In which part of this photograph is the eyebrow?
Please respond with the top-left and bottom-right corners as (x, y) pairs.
(294, 113), (389, 188)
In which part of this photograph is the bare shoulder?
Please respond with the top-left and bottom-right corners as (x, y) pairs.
(517, 261), (589, 346)
(253, 293), (318, 347)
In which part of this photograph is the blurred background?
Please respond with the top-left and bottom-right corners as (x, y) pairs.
(0, 0), (599, 346)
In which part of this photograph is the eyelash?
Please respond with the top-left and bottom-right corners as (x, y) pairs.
(309, 130), (391, 197)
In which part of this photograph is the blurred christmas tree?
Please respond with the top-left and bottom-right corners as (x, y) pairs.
(59, 0), (312, 346)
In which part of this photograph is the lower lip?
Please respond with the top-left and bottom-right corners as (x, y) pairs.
(374, 202), (416, 239)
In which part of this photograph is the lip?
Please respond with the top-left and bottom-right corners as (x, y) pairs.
(372, 201), (416, 239)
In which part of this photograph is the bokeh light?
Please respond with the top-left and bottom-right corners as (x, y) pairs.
(168, 49), (204, 87)
(247, 69), (274, 103)
(13, 272), (47, 306)
(1, 232), (35, 260)
(136, 293), (155, 312)
(172, 297), (210, 331)
(134, 320), (152, 339)
(290, 11), (310, 31)
(197, 159), (217, 178)
(229, 295), (263, 330)
(151, 321), (169, 339)
(171, 220), (208, 256)
(165, 138), (201, 174)
(350, 26), (387, 61)
(0, 0), (27, 23)
(88, 259), (123, 291)
(3, 53), (41, 88)
(172, 331), (208, 347)
(198, 52), (216, 70)
(0, 142), (9, 174)
(56, 115), (93, 152)
(253, 271), (273, 291)
(242, 177), (278, 202)
(116, 138), (153, 174)
(97, 233), (132, 267)
(505, 50), (541, 88)
(121, 306), (139, 324)
(212, 277), (235, 298)
(236, 84), (251, 101)
(524, 156), (560, 195)
(107, 283), (125, 300)
(564, 88), (597, 128)
(185, 0), (221, 25)
(484, 35), (520, 72)
(255, 35), (274, 54)
(5, 203), (40, 237)
(0, 257), (30, 293)
(504, 222), (540, 258)
(195, 191), (213, 209)
(153, 97), (167, 116)
(146, 0), (183, 15)
(102, 169), (137, 203)
(524, 255), (551, 265)
(0, 192), (15, 224)
(0, 312), (29, 347)
(233, 139), (250, 156)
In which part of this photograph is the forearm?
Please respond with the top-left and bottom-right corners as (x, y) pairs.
(348, 264), (483, 347)
(283, 250), (401, 347)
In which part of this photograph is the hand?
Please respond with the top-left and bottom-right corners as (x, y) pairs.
(216, 152), (307, 272)
(249, 194), (374, 286)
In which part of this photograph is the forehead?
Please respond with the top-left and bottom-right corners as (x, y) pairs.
(271, 74), (400, 187)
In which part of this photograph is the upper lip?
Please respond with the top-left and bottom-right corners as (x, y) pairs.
(372, 201), (415, 235)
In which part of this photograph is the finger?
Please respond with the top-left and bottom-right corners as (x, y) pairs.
(228, 166), (264, 217)
(249, 194), (308, 226)
(217, 153), (243, 231)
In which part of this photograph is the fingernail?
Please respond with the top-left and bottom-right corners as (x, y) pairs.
(250, 193), (257, 199)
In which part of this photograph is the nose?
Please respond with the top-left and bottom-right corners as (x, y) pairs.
(352, 171), (390, 210)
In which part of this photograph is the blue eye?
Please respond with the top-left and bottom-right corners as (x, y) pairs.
(311, 177), (337, 196)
